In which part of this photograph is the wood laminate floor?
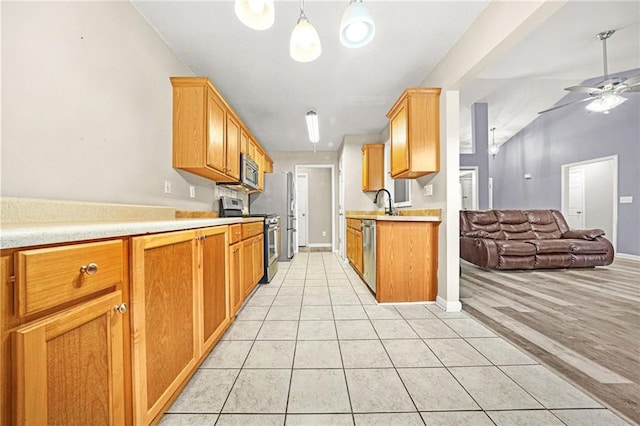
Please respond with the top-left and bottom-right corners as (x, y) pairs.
(461, 257), (640, 425)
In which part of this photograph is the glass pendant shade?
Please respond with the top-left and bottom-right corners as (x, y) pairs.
(234, 0), (275, 30)
(489, 144), (500, 157)
(290, 17), (322, 62)
(585, 94), (627, 113)
(340, 0), (375, 48)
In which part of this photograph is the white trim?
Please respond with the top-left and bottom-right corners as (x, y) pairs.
(294, 164), (336, 253)
(561, 155), (618, 250)
(307, 243), (332, 248)
(459, 166), (479, 210)
(616, 253), (640, 261)
(436, 295), (462, 312)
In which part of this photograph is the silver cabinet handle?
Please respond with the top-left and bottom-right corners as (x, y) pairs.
(80, 263), (98, 275)
(114, 303), (127, 314)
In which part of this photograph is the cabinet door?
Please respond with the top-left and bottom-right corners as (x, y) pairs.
(241, 239), (254, 299)
(201, 227), (230, 353)
(229, 242), (243, 316)
(390, 101), (409, 177)
(256, 150), (265, 191)
(206, 89), (226, 174)
(131, 230), (199, 425)
(226, 115), (241, 180)
(362, 144), (384, 192)
(13, 291), (125, 426)
(354, 231), (363, 275)
(252, 234), (264, 286)
(240, 130), (249, 154)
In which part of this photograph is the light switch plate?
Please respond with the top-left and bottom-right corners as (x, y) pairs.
(424, 184), (433, 196)
(189, 186), (196, 198)
(164, 180), (172, 195)
(620, 196), (633, 204)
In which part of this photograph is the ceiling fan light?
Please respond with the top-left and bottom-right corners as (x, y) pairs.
(585, 94), (628, 113)
(306, 111), (319, 143)
(234, 0), (274, 30)
(340, 0), (375, 48)
(290, 17), (321, 62)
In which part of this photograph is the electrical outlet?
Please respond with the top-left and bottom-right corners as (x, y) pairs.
(189, 186), (196, 198)
(423, 184), (433, 196)
(322, 231), (327, 237)
(620, 196), (633, 204)
(164, 180), (171, 195)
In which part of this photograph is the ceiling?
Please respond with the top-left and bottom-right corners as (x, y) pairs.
(133, 1), (639, 153)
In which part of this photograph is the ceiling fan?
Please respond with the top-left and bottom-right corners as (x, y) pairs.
(539, 30), (640, 114)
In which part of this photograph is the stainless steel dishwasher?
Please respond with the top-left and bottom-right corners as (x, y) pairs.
(362, 219), (376, 293)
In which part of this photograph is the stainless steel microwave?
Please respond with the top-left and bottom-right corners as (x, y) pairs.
(241, 154), (259, 190)
(217, 153), (259, 191)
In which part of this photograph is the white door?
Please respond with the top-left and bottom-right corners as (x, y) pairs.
(297, 173), (308, 247)
(567, 168), (585, 229)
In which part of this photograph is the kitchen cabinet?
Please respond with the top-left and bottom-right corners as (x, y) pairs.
(256, 149), (266, 191)
(229, 224), (243, 317)
(130, 226), (230, 424)
(362, 144), (384, 192)
(387, 88), (441, 178)
(241, 222), (264, 298)
(2, 239), (129, 426)
(171, 77), (242, 183)
(346, 219), (363, 275)
(375, 221), (439, 303)
(240, 129), (249, 155)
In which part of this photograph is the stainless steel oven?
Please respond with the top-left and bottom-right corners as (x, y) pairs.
(263, 215), (280, 283)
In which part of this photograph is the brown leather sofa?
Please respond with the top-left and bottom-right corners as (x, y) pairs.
(460, 209), (614, 269)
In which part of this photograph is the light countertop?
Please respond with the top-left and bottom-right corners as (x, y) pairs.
(346, 214), (441, 222)
(0, 217), (263, 249)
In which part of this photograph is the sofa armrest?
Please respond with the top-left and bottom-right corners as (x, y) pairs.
(562, 229), (605, 240)
(460, 237), (499, 268)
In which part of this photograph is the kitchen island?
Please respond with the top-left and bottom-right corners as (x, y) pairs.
(345, 210), (441, 303)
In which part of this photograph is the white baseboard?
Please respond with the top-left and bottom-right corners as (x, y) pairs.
(307, 243), (332, 248)
(616, 253), (640, 261)
(436, 296), (462, 312)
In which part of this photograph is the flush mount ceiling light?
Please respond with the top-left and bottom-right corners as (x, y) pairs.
(489, 127), (499, 159)
(306, 111), (319, 144)
(340, 0), (375, 48)
(290, 0), (321, 62)
(234, 0), (275, 30)
(585, 93), (628, 114)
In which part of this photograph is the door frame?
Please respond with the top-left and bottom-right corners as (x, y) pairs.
(459, 167), (479, 210)
(561, 155), (618, 249)
(294, 164), (336, 253)
(296, 172), (309, 249)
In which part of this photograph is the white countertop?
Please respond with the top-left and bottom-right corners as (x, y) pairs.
(347, 214), (441, 222)
(0, 217), (263, 249)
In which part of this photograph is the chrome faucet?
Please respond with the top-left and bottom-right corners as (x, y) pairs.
(373, 189), (393, 216)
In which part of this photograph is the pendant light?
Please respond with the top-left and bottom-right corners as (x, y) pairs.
(340, 0), (375, 48)
(234, 0), (275, 30)
(290, 0), (321, 62)
(489, 127), (499, 159)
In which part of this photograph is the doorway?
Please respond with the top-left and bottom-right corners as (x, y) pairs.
(294, 164), (336, 253)
(459, 167), (478, 210)
(561, 155), (617, 249)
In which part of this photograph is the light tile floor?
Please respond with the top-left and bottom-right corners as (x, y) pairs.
(160, 253), (629, 426)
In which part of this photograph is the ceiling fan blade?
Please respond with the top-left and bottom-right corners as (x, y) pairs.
(538, 96), (597, 114)
(618, 85), (640, 93)
(621, 73), (640, 87)
(564, 85), (601, 94)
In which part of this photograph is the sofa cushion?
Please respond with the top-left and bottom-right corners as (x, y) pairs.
(526, 239), (573, 254)
(498, 255), (535, 269)
(563, 229), (605, 240)
(463, 210), (504, 239)
(535, 254), (572, 268)
(495, 240), (537, 256)
(495, 210), (535, 240)
(525, 210), (562, 239)
(569, 239), (611, 254)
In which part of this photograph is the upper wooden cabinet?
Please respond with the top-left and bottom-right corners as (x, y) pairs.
(362, 144), (384, 192)
(171, 77), (271, 185)
(386, 88), (441, 179)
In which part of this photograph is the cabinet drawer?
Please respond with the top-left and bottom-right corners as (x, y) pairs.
(16, 240), (124, 317)
(229, 224), (242, 244)
(242, 222), (263, 239)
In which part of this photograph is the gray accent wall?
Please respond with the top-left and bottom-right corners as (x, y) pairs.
(460, 103), (490, 209)
(492, 69), (640, 256)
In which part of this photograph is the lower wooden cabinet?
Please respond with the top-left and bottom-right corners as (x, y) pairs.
(12, 291), (126, 425)
(346, 219), (363, 275)
(131, 229), (200, 425)
(229, 241), (243, 317)
(130, 226), (230, 424)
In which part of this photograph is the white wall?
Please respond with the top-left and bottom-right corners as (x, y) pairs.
(340, 134), (382, 212)
(1, 1), (239, 210)
(299, 167), (332, 246)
